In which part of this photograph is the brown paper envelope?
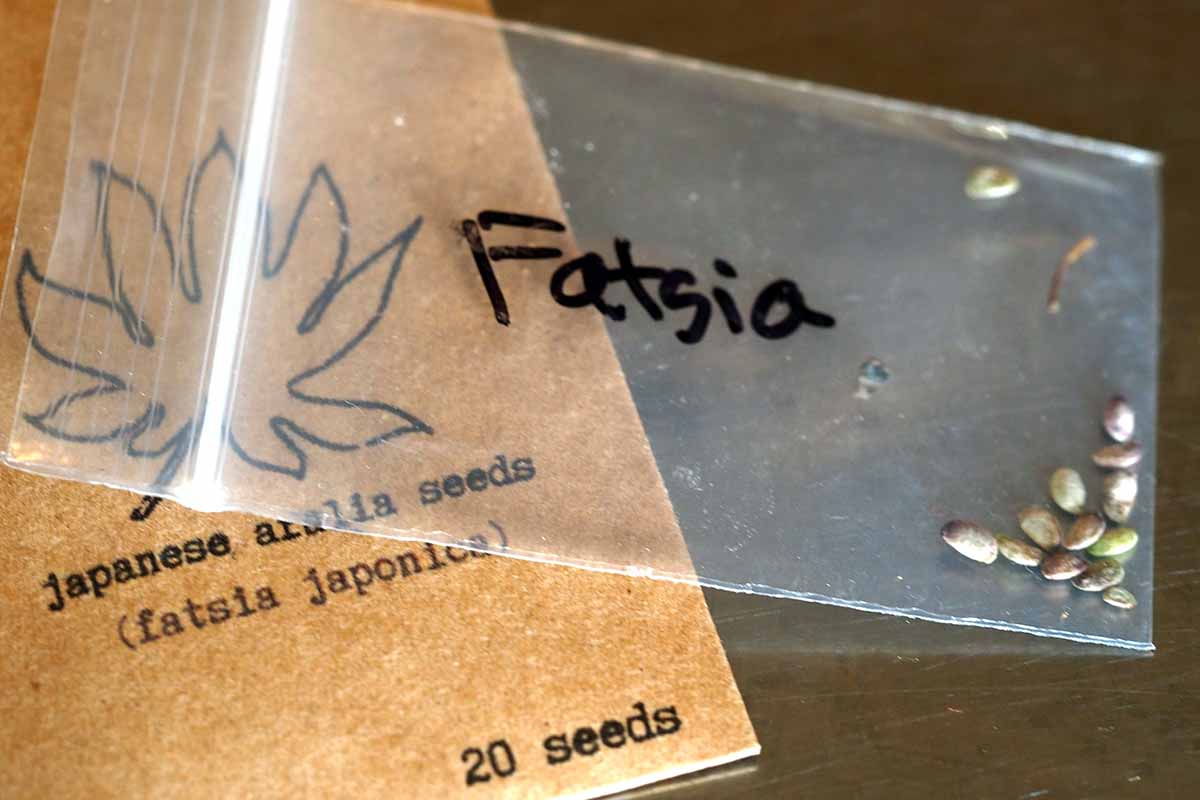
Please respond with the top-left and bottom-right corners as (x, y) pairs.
(0, 1), (758, 797)
(0, 467), (758, 798)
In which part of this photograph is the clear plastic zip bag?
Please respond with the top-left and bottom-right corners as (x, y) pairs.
(1, 0), (1160, 648)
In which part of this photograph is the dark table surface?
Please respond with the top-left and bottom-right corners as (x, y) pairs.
(492, 2), (1200, 797)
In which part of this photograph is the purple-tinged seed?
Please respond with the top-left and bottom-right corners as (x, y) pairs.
(1092, 442), (1143, 469)
(1064, 513), (1106, 551)
(1041, 552), (1089, 581)
(1103, 395), (1135, 443)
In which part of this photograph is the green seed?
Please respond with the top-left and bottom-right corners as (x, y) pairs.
(965, 166), (1020, 200)
(1050, 468), (1087, 514)
(1103, 587), (1137, 610)
(941, 520), (998, 564)
(1107, 548), (1136, 565)
(1072, 558), (1125, 592)
(1064, 513), (1106, 551)
(1018, 506), (1061, 550)
(996, 535), (1044, 566)
(1041, 552), (1089, 581)
(1087, 527), (1138, 557)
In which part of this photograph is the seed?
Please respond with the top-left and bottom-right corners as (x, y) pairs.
(1102, 470), (1137, 522)
(1064, 513), (1106, 551)
(996, 535), (1044, 566)
(1049, 468), (1087, 514)
(1092, 442), (1143, 469)
(1106, 548), (1136, 565)
(1041, 552), (1089, 581)
(1103, 470), (1138, 504)
(1018, 506), (1061, 550)
(1103, 587), (1137, 610)
(1103, 395), (1135, 443)
(941, 520), (998, 564)
(1072, 558), (1125, 592)
(1103, 498), (1134, 524)
(965, 166), (1020, 199)
(1087, 527), (1138, 557)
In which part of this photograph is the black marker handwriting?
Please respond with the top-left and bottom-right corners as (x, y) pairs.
(461, 209), (836, 343)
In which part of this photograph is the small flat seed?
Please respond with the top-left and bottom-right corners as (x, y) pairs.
(1107, 548), (1136, 565)
(1103, 587), (1137, 610)
(1050, 468), (1087, 514)
(1102, 471), (1137, 523)
(1041, 552), (1089, 581)
(1018, 506), (1061, 550)
(1087, 527), (1139, 557)
(1103, 395), (1135, 443)
(1092, 442), (1143, 469)
(965, 166), (1020, 200)
(1064, 513), (1106, 550)
(996, 535), (1044, 566)
(1072, 558), (1125, 592)
(1103, 497), (1134, 524)
(1103, 470), (1138, 504)
(942, 520), (998, 564)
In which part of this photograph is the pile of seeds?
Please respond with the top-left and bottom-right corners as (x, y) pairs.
(941, 394), (1142, 611)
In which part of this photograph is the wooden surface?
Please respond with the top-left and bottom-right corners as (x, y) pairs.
(490, 1), (1199, 797)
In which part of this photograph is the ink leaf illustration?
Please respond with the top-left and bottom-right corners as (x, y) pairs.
(15, 129), (431, 486)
